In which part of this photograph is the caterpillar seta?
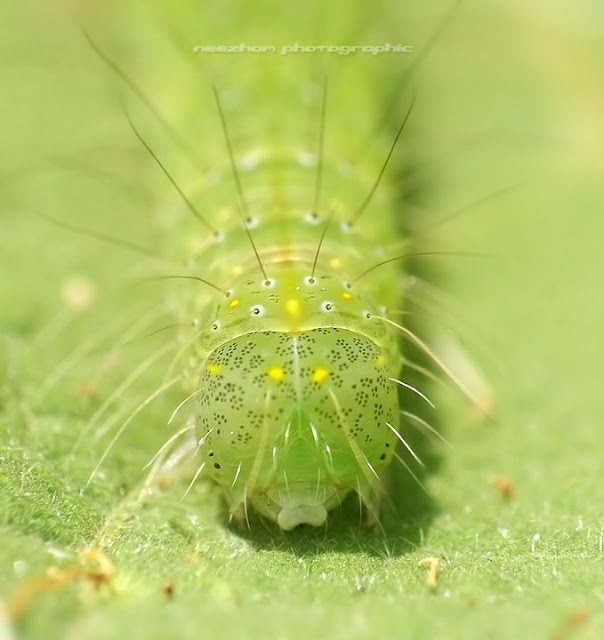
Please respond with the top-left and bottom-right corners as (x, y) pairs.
(18, 1), (489, 531)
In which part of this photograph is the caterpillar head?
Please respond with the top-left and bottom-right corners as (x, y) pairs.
(197, 326), (399, 529)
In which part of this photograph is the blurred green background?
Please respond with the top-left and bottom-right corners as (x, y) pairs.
(1, 1), (603, 638)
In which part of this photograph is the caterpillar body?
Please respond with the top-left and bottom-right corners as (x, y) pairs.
(21, 1), (477, 531)
(164, 27), (405, 530)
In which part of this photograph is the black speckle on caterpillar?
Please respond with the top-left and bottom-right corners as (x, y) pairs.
(15, 1), (492, 531)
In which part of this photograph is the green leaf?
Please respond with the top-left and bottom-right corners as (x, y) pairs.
(1, 2), (603, 639)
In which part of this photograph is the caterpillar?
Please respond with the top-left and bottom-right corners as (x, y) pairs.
(8, 0), (486, 531)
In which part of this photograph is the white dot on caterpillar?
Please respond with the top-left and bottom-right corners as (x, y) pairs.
(337, 161), (352, 176)
(297, 151), (316, 168)
(244, 216), (260, 229)
(237, 153), (258, 172)
(304, 275), (317, 285)
(211, 320), (221, 331)
(250, 305), (264, 316)
(220, 86), (240, 109)
(213, 230), (225, 243)
(300, 80), (320, 105)
(262, 278), (275, 288)
(321, 301), (333, 312)
(203, 168), (220, 185)
(304, 211), (321, 225)
(340, 220), (352, 233)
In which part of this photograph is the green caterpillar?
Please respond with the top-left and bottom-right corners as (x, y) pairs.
(166, 7), (420, 529)
(25, 1), (475, 530)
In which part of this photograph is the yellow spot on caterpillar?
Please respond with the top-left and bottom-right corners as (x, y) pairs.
(231, 265), (243, 276)
(228, 298), (240, 308)
(206, 363), (223, 374)
(62, 275), (97, 311)
(312, 368), (329, 383)
(286, 299), (300, 318)
(268, 367), (284, 381)
(375, 354), (385, 367)
(329, 258), (341, 269)
(341, 291), (352, 300)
